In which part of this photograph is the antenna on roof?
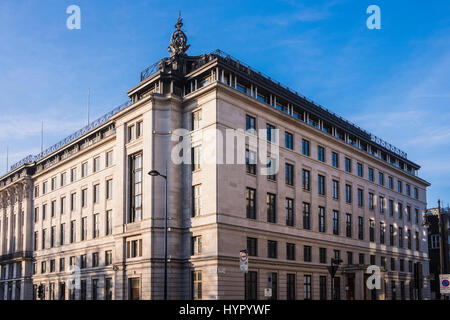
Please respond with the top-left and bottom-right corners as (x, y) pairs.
(6, 146), (8, 173)
(41, 121), (44, 154)
(87, 88), (91, 126)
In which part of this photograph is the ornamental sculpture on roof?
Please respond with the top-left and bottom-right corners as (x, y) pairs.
(168, 12), (190, 57)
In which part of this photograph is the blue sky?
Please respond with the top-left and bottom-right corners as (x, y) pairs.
(0, 0), (449, 207)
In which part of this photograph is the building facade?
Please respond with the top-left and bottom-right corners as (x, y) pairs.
(0, 16), (431, 300)
(426, 206), (450, 299)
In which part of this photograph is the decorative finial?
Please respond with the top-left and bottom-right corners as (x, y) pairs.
(168, 12), (190, 57)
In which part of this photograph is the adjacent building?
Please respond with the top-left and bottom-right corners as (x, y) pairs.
(0, 16), (431, 300)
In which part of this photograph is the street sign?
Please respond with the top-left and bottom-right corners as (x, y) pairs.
(240, 250), (248, 273)
(327, 265), (338, 278)
(264, 288), (272, 298)
(439, 274), (450, 294)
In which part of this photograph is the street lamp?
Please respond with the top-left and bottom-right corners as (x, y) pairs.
(328, 258), (343, 300)
(148, 169), (168, 300)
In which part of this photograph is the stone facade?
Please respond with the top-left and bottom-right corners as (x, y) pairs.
(0, 18), (431, 300)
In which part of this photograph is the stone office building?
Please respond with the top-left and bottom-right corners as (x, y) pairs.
(0, 16), (431, 300)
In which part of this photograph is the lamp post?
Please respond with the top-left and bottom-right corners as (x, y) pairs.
(148, 169), (168, 300)
(328, 258), (342, 300)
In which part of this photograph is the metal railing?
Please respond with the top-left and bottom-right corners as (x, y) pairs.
(141, 61), (161, 82)
(10, 101), (132, 172)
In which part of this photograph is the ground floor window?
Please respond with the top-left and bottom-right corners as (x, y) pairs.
(319, 276), (327, 300)
(270, 273), (278, 300)
(129, 277), (141, 300)
(287, 274), (296, 300)
(245, 271), (258, 300)
(304, 275), (312, 300)
(105, 278), (113, 300)
(191, 271), (202, 300)
(333, 277), (341, 300)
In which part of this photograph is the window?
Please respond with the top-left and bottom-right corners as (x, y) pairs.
(127, 124), (135, 142)
(70, 168), (77, 182)
(332, 210), (339, 235)
(93, 157), (100, 173)
(245, 271), (258, 300)
(285, 132), (293, 150)
(318, 175), (325, 195)
(43, 181), (48, 194)
(332, 152), (339, 168)
(369, 219), (375, 242)
(42, 229), (46, 249)
(389, 199), (394, 216)
(415, 208), (419, 224)
(126, 239), (143, 258)
(346, 214), (352, 238)
(51, 177), (57, 190)
(80, 280), (86, 300)
(368, 193), (375, 210)
(345, 184), (352, 203)
(245, 149), (256, 174)
(358, 217), (364, 240)
(106, 179), (113, 199)
(390, 225), (395, 246)
(81, 162), (88, 178)
(302, 139), (310, 156)
(70, 221), (76, 243)
(247, 237), (257, 256)
(406, 206), (411, 222)
(357, 163), (363, 177)
(70, 193), (76, 211)
(266, 124), (276, 142)
(407, 229), (412, 249)
(370, 255), (376, 266)
(106, 150), (114, 167)
(357, 189), (364, 207)
(51, 200), (56, 217)
(269, 272), (278, 300)
(380, 223), (385, 244)
(304, 246), (312, 262)
(267, 193), (276, 223)
(191, 236), (202, 255)
(347, 251), (353, 265)
(319, 276), (327, 300)
(398, 203), (403, 219)
(92, 252), (99, 267)
(345, 158), (351, 172)
(406, 184), (411, 197)
(106, 210), (112, 236)
(400, 259), (405, 272)
(191, 146), (201, 171)
(319, 248), (327, 263)
(80, 254), (87, 269)
(286, 198), (294, 226)
(379, 196), (385, 214)
(136, 121), (143, 138)
(302, 169), (310, 191)
(414, 187), (418, 200)
(286, 243), (296, 260)
(267, 240), (277, 258)
(285, 163), (294, 186)
(60, 197), (66, 215)
(93, 184), (100, 203)
(287, 274), (296, 300)
(59, 258), (65, 272)
(41, 261), (46, 273)
(431, 234), (439, 249)
(267, 157), (277, 181)
(33, 232), (38, 250)
(317, 146), (325, 162)
(332, 180), (339, 199)
(61, 172), (67, 187)
(304, 275), (312, 300)
(399, 227), (404, 248)
(60, 224), (65, 246)
(245, 115), (256, 133)
(359, 253), (365, 265)
(192, 110), (202, 130)
(34, 186), (39, 198)
(388, 176), (394, 189)
(246, 188), (256, 219)
(368, 168), (374, 182)
(130, 153), (143, 223)
(93, 214), (100, 238)
(192, 184), (202, 217)
(303, 202), (311, 230)
(92, 279), (99, 301)
(318, 206), (326, 233)
(81, 188), (87, 208)
(105, 250), (113, 266)
(81, 217), (87, 241)
(398, 180), (403, 193)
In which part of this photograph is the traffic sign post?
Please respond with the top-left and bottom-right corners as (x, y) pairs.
(439, 274), (450, 295)
(240, 250), (248, 273)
